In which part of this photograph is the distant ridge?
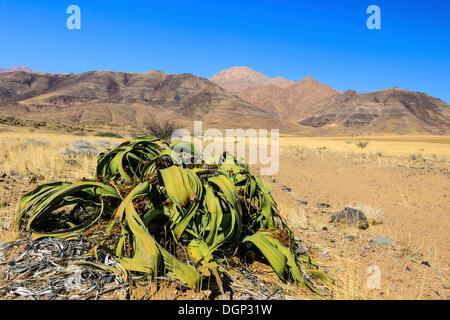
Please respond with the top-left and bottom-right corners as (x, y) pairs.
(0, 69), (314, 135)
(0, 66), (32, 74)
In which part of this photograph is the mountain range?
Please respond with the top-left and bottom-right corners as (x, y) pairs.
(0, 66), (448, 135)
(210, 67), (449, 135)
(0, 69), (308, 134)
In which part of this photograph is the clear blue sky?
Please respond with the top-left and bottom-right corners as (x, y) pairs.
(0, 0), (449, 102)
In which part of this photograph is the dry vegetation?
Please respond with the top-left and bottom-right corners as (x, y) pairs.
(0, 127), (448, 300)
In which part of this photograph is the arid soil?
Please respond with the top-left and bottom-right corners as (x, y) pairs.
(262, 149), (449, 299)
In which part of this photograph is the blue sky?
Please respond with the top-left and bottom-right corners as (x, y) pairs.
(0, 0), (449, 102)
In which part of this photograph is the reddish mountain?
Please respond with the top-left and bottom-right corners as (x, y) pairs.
(209, 67), (270, 93)
(237, 76), (339, 118)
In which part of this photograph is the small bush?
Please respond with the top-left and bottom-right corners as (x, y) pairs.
(355, 141), (369, 149)
(94, 131), (123, 138)
(431, 154), (447, 163)
(58, 139), (98, 157)
(144, 120), (180, 142)
(94, 140), (111, 150)
(409, 153), (422, 161)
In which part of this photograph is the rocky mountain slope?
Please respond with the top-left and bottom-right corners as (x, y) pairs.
(296, 88), (450, 135)
(0, 70), (313, 134)
(238, 76), (339, 118)
(0, 67), (448, 135)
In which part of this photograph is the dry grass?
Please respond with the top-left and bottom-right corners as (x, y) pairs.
(278, 134), (450, 161)
(0, 129), (125, 242)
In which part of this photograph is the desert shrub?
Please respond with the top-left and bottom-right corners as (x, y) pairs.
(431, 154), (447, 163)
(355, 141), (369, 149)
(94, 140), (111, 150)
(27, 138), (50, 146)
(73, 139), (94, 149)
(409, 153), (422, 161)
(94, 131), (123, 138)
(14, 136), (330, 295)
(58, 139), (98, 157)
(144, 120), (180, 142)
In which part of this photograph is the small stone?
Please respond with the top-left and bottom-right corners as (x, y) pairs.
(370, 237), (393, 246)
(297, 200), (308, 206)
(0, 271), (6, 280)
(320, 250), (330, 258)
(421, 261), (431, 267)
(406, 266), (411, 271)
(316, 202), (331, 208)
(322, 226), (328, 232)
(282, 186), (292, 192)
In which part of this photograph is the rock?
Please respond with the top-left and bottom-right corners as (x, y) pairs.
(0, 271), (6, 280)
(322, 226), (328, 232)
(370, 237), (393, 246)
(320, 249), (330, 258)
(297, 200), (308, 205)
(330, 207), (369, 230)
(316, 202), (331, 208)
(406, 266), (411, 271)
(282, 186), (292, 192)
(421, 261), (431, 267)
(9, 171), (21, 177)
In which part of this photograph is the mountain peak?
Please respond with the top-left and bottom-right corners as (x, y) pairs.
(209, 67), (270, 93)
(211, 67), (296, 93)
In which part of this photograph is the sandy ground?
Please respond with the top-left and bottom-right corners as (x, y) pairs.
(261, 149), (449, 299)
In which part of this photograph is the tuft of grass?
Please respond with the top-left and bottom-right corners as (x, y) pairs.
(355, 141), (369, 149)
(431, 154), (447, 163)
